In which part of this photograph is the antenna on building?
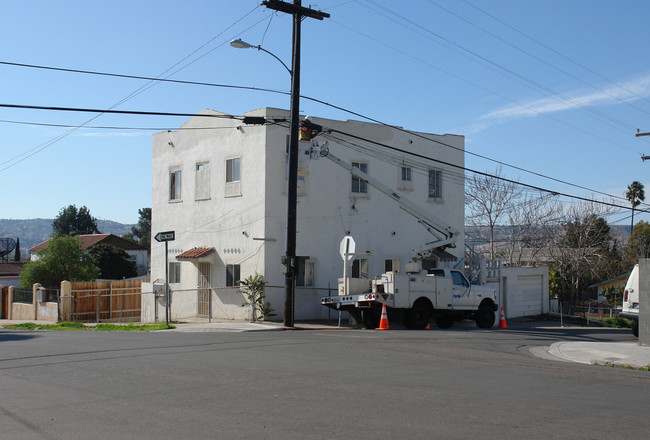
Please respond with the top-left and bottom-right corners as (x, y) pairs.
(0, 237), (17, 262)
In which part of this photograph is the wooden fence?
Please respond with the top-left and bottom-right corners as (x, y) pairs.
(69, 280), (142, 322)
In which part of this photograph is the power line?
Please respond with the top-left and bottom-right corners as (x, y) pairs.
(1, 62), (646, 210)
(4, 96), (647, 211)
(0, 103), (241, 119)
(426, 0), (650, 119)
(0, 118), (236, 131)
(0, 6), (269, 173)
(329, 20), (644, 156)
(461, 0), (650, 108)
(360, 0), (644, 137)
(271, 119), (646, 213)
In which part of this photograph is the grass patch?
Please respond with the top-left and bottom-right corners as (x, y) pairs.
(593, 361), (650, 371)
(4, 322), (175, 332)
(594, 317), (632, 328)
(94, 322), (175, 332)
(9, 321), (85, 330)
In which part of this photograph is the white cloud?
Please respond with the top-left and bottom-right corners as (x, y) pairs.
(478, 73), (650, 126)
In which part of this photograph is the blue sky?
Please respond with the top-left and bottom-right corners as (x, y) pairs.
(1, 0), (649, 226)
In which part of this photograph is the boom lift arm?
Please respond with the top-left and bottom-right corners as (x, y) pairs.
(310, 142), (459, 260)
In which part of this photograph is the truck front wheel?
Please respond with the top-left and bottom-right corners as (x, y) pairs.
(475, 302), (496, 329)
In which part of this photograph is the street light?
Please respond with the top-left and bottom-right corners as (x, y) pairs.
(230, 37), (300, 328)
(230, 39), (292, 75)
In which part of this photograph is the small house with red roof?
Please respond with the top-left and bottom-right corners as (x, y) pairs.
(29, 234), (149, 276)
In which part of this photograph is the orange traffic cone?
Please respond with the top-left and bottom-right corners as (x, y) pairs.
(425, 322), (431, 330)
(376, 303), (389, 330)
(498, 307), (507, 329)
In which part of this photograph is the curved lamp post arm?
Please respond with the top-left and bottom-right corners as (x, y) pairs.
(230, 38), (291, 75)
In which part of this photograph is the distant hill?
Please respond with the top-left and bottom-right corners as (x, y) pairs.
(466, 224), (631, 246)
(0, 219), (135, 259)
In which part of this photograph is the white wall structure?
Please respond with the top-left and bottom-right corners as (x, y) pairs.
(150, 108), (465, 321)
(639, 259), (649, 346)
(491, 266), (550, 319)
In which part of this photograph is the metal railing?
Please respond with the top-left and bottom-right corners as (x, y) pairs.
(13, 289), (33, 304)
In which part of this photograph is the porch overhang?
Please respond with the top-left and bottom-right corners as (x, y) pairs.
(176, 247), (215, 262)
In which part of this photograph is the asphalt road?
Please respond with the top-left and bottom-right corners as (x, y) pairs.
(1, 325), (647, 440)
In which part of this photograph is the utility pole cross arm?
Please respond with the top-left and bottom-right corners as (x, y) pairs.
(262, 0), (330, 19)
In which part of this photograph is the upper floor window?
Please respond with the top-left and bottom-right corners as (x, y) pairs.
(170, 169), (182, 201)
(428, 169), (442, 199)
(401, 167), (412, 182)
(351, 162), (368, 193)
(226, 158), (240, 183)
(195, 162), (210, 200)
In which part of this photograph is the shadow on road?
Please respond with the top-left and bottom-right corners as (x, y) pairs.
(0, 332), (40, 342)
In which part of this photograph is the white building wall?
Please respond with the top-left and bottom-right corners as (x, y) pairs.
(151, 108), (465, 321)
(490, 266), (550, 319)
(125, 249), (148, 274)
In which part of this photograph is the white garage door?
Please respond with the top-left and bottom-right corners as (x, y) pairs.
(512, 275), (543, 317)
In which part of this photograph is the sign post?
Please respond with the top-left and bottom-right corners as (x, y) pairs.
(154, 231), (175, 326)
(339, 236), (356, 296)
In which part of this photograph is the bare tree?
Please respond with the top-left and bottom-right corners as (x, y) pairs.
(547, 200), (618, 305)
(465, 167), (522, 260)
(504, 192), (562, 266)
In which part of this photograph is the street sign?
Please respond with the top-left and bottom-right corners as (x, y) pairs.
(154, 231), (175, 243)
(339, 235), (355, 261)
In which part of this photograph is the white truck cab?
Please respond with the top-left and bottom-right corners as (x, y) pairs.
(620, 264), (640, 337)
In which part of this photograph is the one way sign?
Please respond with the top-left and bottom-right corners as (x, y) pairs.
(154, 231), (175, 242)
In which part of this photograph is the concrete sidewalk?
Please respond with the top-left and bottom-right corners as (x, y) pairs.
(544, 341), (650, 368)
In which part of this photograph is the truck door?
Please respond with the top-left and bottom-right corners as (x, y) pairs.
(430, 270), (453, 309)
(450, 270), (473, 309)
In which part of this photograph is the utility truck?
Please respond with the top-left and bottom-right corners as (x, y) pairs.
(620, 264), (640, 337)
(305, 130), (498, 329)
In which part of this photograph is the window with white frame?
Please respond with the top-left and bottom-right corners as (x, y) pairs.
(169, 169), (182, 201)
(428, 169), (442, 199)
(384, 259), (400, 274)
(401, 167), (411, 182)
(226, 158), (240, 183)
(226, 264), (241, 287)
(169, 262), (181, 283)
(352, 258), (368, 278)
(195, 162), (210, 200)
(351, 162), (368, 193)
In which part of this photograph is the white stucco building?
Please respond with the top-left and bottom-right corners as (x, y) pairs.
(146, 107), (465, 322)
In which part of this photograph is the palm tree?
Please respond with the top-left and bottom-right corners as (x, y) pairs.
(625, 181), (645, 231)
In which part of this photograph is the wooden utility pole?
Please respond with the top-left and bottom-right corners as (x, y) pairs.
(261, 1), (329, 328)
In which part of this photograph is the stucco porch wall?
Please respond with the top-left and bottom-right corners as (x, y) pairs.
(10, 302), (58, 322)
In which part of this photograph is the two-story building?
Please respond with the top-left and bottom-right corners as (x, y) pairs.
(146, 107), (465, 322)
